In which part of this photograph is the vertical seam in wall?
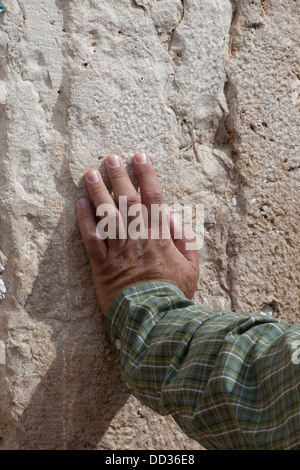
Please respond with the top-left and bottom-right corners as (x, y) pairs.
(216, 0), (241, 311)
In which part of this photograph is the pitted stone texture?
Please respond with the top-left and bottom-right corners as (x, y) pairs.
(0, 0), (298, 451)
(0, 0), (233, 450)
(225, 0), (300, 323)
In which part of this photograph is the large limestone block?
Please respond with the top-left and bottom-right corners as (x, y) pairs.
(0, 0), (298, 450)
(226, 0), (300, 322)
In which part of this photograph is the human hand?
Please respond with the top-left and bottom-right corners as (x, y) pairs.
(77, 153), (199, 315)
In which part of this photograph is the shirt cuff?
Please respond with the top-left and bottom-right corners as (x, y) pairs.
(105, 281), (187, 350)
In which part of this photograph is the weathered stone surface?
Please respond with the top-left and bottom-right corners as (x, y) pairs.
(225, 0), (300, 323)
(0, 0), (299, 450)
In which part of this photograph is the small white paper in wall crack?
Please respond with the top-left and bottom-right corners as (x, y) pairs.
(260, 305), (274, 317)
(0, 340), (5, 365)
(0, 81), (6, 104)
(0, 278), (6, 300)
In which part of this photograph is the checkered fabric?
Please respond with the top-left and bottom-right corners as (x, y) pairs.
(106, 282), (300, 450)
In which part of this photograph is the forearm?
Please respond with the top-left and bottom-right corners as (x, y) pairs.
(106, 282), (300, 450)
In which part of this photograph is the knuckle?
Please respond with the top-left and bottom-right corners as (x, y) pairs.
(104, 211), (119, 225)
(84, 233), (106, 260)
(155, 238), (171, 250)
(77, 212), (91, 222)
(84, 231), (99, 248)
(109, 169), (127, 181)
(84, 233), (102, 257)
(124, 192), (140, 207)
(92, 187), (107, 196)
(144, 188), (163, 204)
(135, 165), (155, 176)
(97, 210), (120, 238)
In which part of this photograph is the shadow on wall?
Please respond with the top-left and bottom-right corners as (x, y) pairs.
(16, 172), (129, 449)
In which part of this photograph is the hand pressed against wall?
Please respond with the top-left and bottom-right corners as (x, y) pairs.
(77, 153), (199, 315)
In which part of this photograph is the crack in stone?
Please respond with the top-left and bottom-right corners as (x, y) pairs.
(212, 0), (240, 310)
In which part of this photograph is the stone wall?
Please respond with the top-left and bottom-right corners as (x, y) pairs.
(0, 0), (299, 450)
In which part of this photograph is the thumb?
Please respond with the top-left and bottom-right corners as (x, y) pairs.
(169, 213), (199, 266)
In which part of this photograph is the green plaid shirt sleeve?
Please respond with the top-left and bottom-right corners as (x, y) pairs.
(106, 282), (300, 450)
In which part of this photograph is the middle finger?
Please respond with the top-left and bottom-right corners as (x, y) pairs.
(105, 154), (140, 209)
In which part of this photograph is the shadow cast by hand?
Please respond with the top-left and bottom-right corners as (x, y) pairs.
(17, 189), (129, 449)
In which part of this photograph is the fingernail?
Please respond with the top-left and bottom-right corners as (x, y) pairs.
(134, 152), (148, 164)
(77, 197), (89, 209)
(107, 154), (121, 168)
(86, 169), (100, 183)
